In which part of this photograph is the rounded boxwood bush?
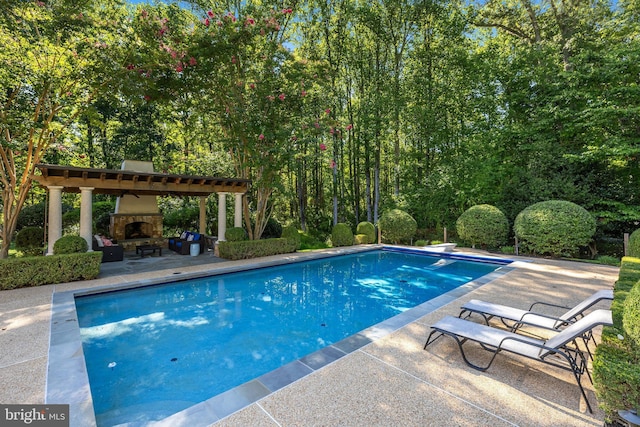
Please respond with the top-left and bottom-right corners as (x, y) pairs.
(225, 227), (248, 242)
(53, 235), (88, 254)
(513, 200), (596, 257)
(281, 225), (301, 250)
(456, 204), (509, 249)
(623, 281), (640, 350)
(628, 229), (640, 258)
(331, 223), (354, 247)
(356, 221), (376, 244)
(379, 209), (417, 244)
(15, 226), (45, 256)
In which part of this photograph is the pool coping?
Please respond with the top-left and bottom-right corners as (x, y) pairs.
(46, 245), (515, 427)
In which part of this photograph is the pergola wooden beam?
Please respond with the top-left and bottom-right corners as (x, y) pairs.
(31, 164), (250, 197)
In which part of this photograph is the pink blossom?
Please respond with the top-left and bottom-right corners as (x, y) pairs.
(170, 50), (177, 59)
(314, 122), (320, 129)
(36, 1), (44, 6)
(282, 8), (293, 14)
(79, 154), (86, 159)
(217, 20), (223, 27)
(204, 18), (210, 26)
(278, 93), (286, 101)
(325, 108), (331, 114)
(319, 143), (327, 151)
(267, 95), (275, 101)
(207, 10), (215, 17)
(346, 124), (353, 130)
(249, 83), (256, 89)
(159, 27), (167, 37)
(245, 17), (255, 26)
(291, 135), (298, 141)
(141, 10), (148, 18)
(259, 134), (265, 140)
(144, 95), (151, 101)
(231, 55), (237, 64)
(301, 90), (307, 97)
(330, 160), (336, 168)
(329, 127), (335, 135)
(126, 64), (135, 70)
(189, 57), (197, 66)
(175, 62), (183, 72)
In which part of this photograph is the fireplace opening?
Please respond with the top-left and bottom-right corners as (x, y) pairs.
(125, 222), (152, 239)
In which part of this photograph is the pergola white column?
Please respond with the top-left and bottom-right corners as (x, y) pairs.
(234, 193), (243, 228)
(199, 196), (207, 235)
(79, 187), (94, 251)
(46, 186), (64, 256)
(217, 192), (227, 241)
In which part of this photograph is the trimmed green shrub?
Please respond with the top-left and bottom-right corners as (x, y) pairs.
(513, 200), (596, 257)
(225, 227), (248, 242)
(0, 252), (102, 289)
(16, 203), (46, 231)
(331, 223), (354, 247)
(593, 256), (640, 418)
(15, 226), (45, 257)
(379, 209), (417, 244)
(354, 234), (368, 245)
(281, 225), (301, 250)
(53, 235), (88, 254)
(628, 229), (640, 258)
(163, 206), (199, 233)
(623, 281), (640, 350)
(218, 238), (297, 260)
(415, 240), (428, 246)
(456, 204), (509, 249)
(356, 221), (376, 244)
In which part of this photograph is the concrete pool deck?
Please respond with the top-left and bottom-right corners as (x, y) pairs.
(0, 246), (618, 426)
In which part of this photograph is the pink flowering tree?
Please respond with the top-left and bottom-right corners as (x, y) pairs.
(130, 4), (329, 239)
(0, 0), (130, 258)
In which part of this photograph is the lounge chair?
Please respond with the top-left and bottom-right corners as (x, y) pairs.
(459, 289), (613, 331)
(459, 289), (613, 358)
(423, 309), (613, 413)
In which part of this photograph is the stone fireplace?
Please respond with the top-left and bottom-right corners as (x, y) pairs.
(109, 160), (165, 250)
(110, 213), (163, 241)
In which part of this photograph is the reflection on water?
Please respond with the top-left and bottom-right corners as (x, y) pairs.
(76, 250), (499, 426)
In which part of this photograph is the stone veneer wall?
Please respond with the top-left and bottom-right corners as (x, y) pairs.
(110, 213), (163, 242)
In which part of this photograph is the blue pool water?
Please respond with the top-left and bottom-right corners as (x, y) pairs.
(75, 249), (504, 425)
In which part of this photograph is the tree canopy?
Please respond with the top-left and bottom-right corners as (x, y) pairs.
(1, 0), (638, 256)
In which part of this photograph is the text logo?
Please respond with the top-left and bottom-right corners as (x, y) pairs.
(1, 405), (69, 427)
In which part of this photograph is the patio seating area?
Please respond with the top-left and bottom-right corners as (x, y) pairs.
(0, 248), (618, 426)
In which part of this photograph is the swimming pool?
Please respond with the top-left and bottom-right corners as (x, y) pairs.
(49, 247), (513, 426)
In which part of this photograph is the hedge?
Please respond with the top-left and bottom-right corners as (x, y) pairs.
(218, 238), (297, 260)
(0, 252), (102, 290)
(593, 256), (640, 418)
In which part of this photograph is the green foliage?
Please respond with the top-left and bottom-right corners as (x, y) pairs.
(15, 227), (45, 256)
(513, 200), (596, 257)
(299, 231), (330, 250)
(0, 252), (102, 289)
(218, 238), (297, 260)
(593, 257), (640, 417)
(281, 225), (301, 250)
(53, 235), (88, 255)
(629, 229), (640, 258)
(456, 205), (509, 249)
(262, 217), (283, 239)
(225, 227), (248, 242)
(415, 240), (428, 246)
(331, 223), (354, 247)
(16, 203), (46, 231)
(379, 209), (417, 244)
(623, 282), (640, 350)
(62, 209), (81, 231)
(356, 221), (376, 244)
(163, 206), (199, 234)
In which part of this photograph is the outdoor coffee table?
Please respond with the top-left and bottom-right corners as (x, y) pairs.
(136, 244), (162, 258)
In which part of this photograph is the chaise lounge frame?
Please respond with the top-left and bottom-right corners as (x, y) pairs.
(423, 309), (613, 413)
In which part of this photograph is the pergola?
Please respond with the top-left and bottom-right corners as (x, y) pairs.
(31, 163), (251, 255)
